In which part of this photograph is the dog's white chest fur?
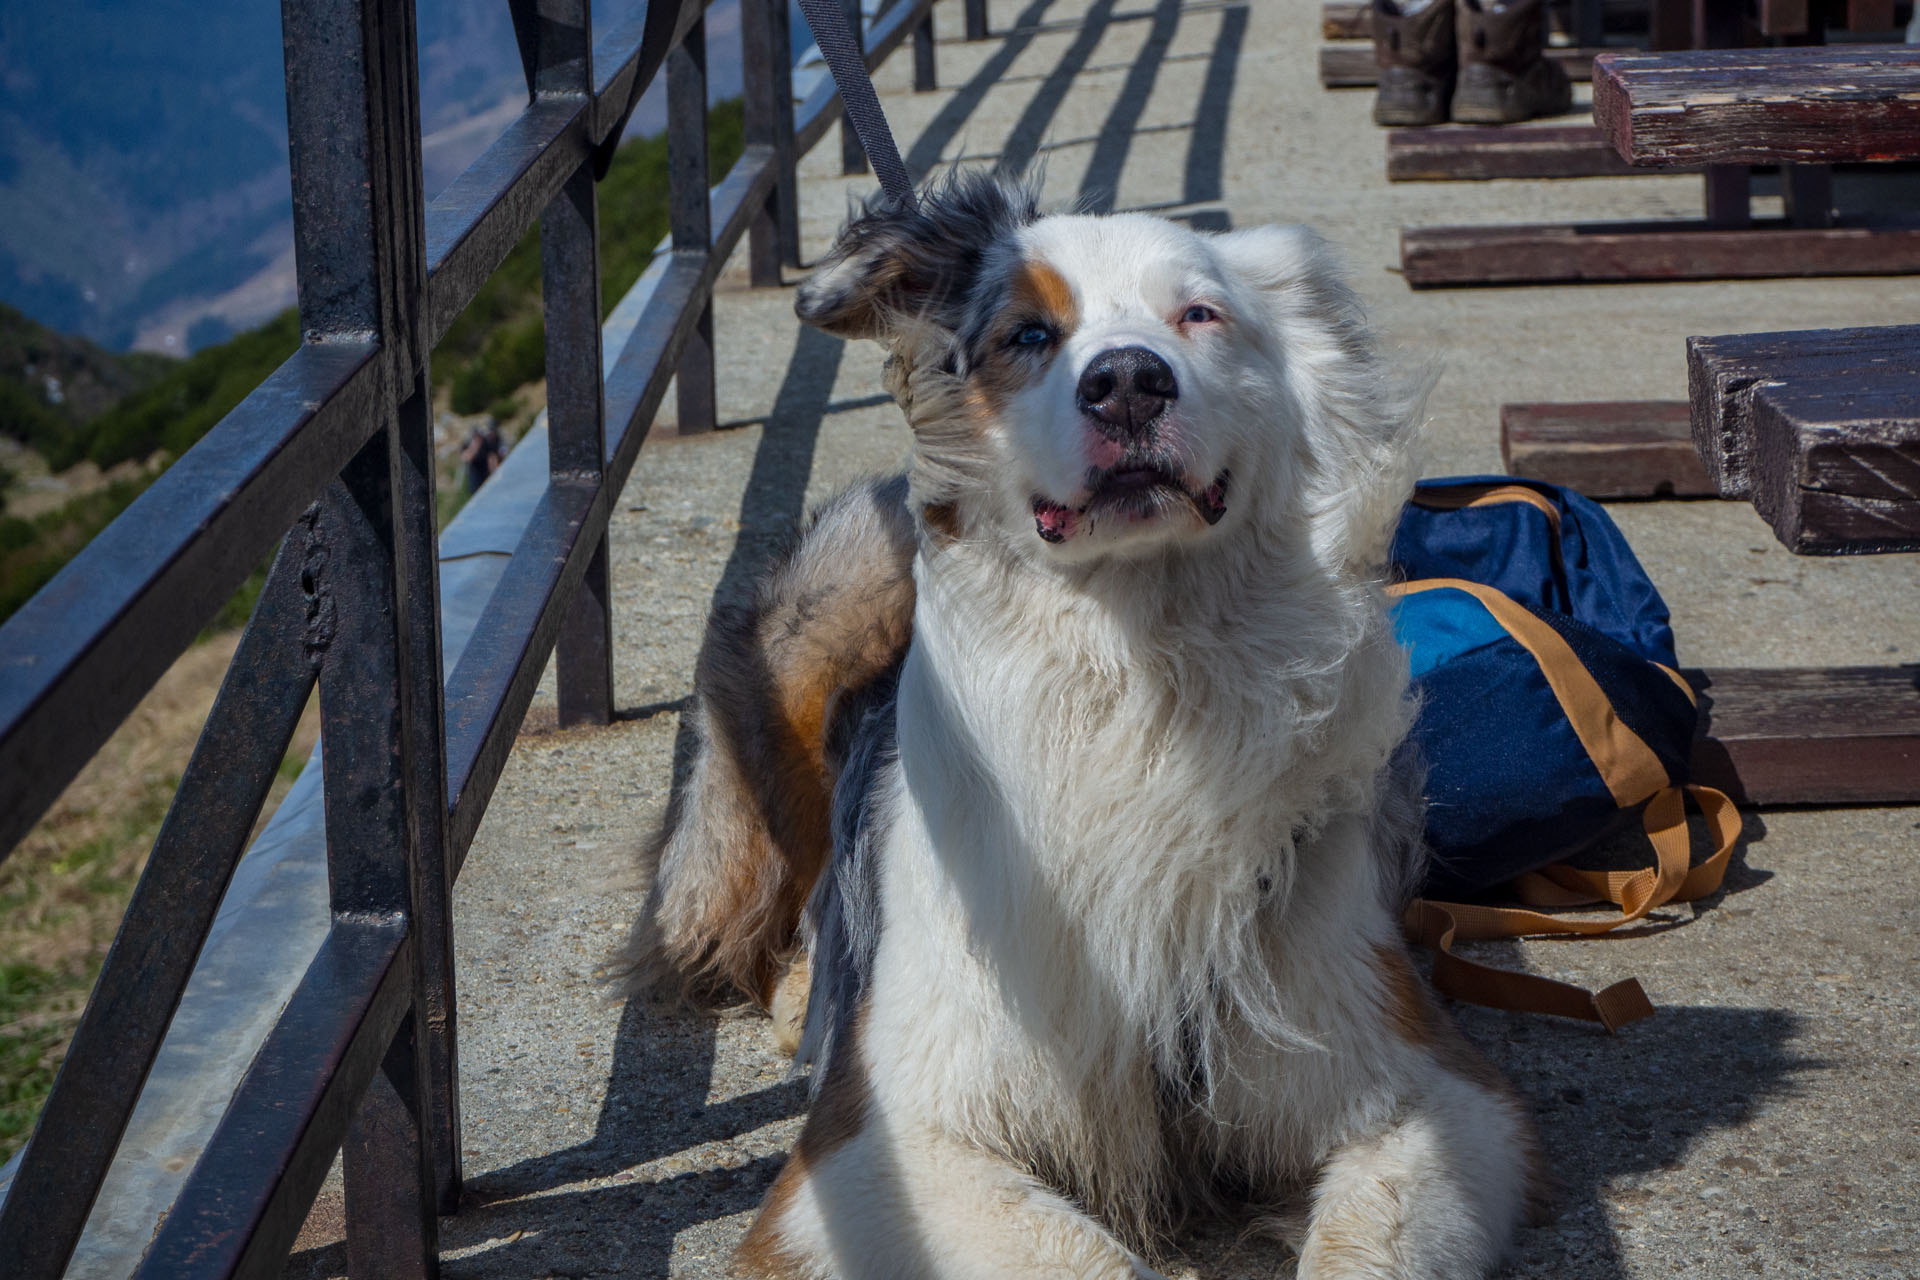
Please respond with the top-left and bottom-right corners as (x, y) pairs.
(862, 540), (1420, 1216)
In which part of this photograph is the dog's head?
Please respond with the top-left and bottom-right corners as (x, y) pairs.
(796, 173), (1420, 576)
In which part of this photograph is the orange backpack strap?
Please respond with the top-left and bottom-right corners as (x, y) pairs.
(1404, 900), (1656, 1032)
(1405, 784), (1741, 1031)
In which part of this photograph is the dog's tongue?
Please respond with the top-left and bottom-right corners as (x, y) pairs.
(1032, 498), (1078, 543)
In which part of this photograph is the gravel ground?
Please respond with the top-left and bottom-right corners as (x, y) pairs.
(286, 1), (1919, 1274)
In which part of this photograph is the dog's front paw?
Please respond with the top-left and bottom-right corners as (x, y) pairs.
(769, 951), (810, 1056)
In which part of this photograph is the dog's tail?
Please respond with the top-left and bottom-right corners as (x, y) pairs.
(618, 475), (917, 1008)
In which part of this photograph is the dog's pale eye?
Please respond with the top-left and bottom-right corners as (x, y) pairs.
(1182, 304), (1219, 325)
(1010, 323), (1054, 348)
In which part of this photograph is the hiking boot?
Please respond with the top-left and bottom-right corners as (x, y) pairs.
(1372, 0), (1456, 127)
(1451, 0), (1573, 124)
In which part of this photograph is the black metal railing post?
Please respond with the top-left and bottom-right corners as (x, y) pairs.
(280, 0), (448, 1270)
(317, 436), (437, 1280)
(668, 11), (718, 434)
(516, 0), (618, 728)
(395, 368), (464, 1215)
(913, 2), (937, 91)
(965, 0), (990, 40)
(744, 0), (801, 281)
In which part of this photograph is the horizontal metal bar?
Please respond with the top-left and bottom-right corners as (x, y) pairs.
(0, 339), (385, 865)
(603, 254), (708, 473)
(0, 544), (318, 1280)
(424, 0), (727, 344)
(444, 479), (602, 864)
(424, 95), (589, 348)
(132, 921), (411, 1280)
(709, 144), (779, 272)
(796, 0), (938, 155)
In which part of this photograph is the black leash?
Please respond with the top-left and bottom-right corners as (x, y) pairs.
(794, 0), (919, 210)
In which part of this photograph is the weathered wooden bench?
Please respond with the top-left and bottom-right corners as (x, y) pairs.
(1500, 401), (1712, 497)
(1481, 39), (1920, 803)
(1687, 665), (1920, 804)
(1685, 324), (1920, 498)
(1385, 122), (1656, 181)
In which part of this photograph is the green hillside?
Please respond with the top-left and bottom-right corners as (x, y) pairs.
(0, 303), (173, 462)
(0, 99), (747, 627)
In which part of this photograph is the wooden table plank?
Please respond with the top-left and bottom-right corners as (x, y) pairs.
(1593, 45), (1920, 166)
(1687, 665), (1920, 805)
(1684, 324), (1920, 498)
(1323, 1), (1368, 39)
(1500, 400), (1717, 497)
(1401, 219), (1920, 286)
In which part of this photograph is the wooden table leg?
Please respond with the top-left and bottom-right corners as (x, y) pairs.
(1703, 166), (1751, 226)
(1783, 164), (1834, 228)
(1650, 0), (1693, 49)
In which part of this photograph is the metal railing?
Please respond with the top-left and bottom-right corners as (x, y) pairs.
(0, 0), (975, 1273)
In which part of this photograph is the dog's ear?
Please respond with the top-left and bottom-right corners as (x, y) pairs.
(1213, 225), (1427, 574)
(795, 171), (1040, 342)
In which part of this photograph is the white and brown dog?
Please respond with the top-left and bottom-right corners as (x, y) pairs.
(624, 174), (1543, 1279)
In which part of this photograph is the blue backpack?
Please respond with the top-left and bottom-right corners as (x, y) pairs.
(1388, 478), (1741, 1030)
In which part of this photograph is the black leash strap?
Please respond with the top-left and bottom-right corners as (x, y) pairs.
(794, 0), (919, 209)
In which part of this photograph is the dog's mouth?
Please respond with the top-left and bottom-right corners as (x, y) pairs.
(1032, 465), (1230, 544)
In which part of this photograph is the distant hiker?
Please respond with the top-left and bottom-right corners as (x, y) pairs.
(463, 422), (505, 493)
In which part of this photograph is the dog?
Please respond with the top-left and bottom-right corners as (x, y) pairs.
(623, 173), (1543, 1279)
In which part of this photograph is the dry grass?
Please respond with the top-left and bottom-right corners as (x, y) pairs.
(0, 634), (320, 1159)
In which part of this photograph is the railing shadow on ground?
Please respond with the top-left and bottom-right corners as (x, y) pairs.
(1434, 816), (1813, 1280)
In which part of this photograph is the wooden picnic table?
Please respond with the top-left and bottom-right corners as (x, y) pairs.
(1593, 44), (1920, 167)
(1593, 43), (1920, 555)
(1398, 0), (1920, 283)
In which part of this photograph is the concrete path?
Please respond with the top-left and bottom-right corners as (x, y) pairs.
(287, 1), (1920, 1275)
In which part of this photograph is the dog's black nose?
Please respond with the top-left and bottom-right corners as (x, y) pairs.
(1077, 347), (1178, 440)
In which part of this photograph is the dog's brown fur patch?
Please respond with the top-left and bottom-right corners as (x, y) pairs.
(1010, 258), (1077, 333)
(921, 501), (963, 543)
(969, 258), (1080, 420)
(627, 484), (917, 1010)
(1372, 942), (1437, 1047)
(735, 1011), (875, 1277)
(1373, 942), (1555, 1226)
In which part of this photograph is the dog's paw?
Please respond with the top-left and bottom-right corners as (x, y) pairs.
(769, 951), (811, 1056)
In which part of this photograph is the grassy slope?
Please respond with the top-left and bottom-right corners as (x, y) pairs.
(0, 103), (747, 1161)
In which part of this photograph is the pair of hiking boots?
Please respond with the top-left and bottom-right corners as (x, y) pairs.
(1373, 0), (1572, 126)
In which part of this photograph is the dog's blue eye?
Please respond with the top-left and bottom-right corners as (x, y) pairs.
(1012, 323), (1053, 347)
(1183, 304), (1218, 325)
